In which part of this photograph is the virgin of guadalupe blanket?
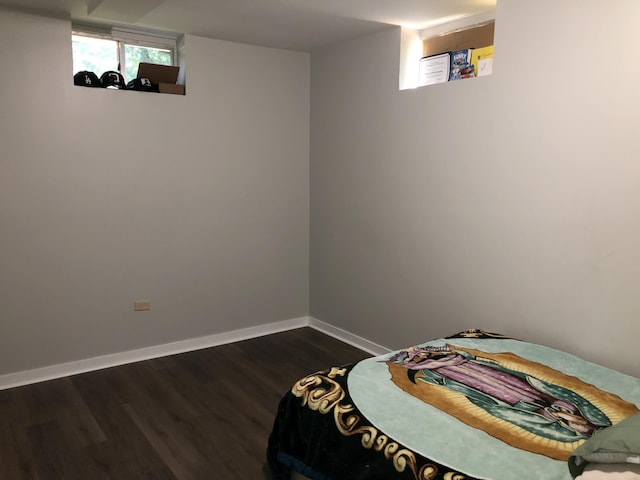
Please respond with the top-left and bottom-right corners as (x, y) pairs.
(267, 330), (640, 480)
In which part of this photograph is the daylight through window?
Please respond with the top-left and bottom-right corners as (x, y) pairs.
(72, 26), (177, 83)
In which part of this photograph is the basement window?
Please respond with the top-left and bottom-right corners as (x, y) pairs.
(72, 24), (180, 88)
(399, 9), (495, 90)
(419, 20), (494, 86)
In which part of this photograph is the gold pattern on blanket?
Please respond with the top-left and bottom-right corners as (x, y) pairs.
(457, 329), (511, 339)
(387, 345), (640, 461)
(292, 369), (455, 480)
(443, 474), (466, 480)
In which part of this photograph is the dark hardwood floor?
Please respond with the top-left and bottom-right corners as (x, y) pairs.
(0, 327), (371, 480)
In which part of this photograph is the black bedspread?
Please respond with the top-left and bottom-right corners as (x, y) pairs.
(267, 361), (479, 480)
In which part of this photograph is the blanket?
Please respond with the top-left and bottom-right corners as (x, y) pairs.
(577, 463), (640, 480)
(268, 330), (640, 480)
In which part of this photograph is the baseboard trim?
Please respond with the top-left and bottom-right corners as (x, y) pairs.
(308, 317), (391, 356)
(0, 317), (310, 391)
(0, 316), (392, 391)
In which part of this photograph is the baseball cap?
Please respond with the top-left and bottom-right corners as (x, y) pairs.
(126, 77), (158, 92)
(100, 70), (126, 89)
(73, 71), (102, 87)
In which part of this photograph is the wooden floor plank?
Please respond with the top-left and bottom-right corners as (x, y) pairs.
(0, 327), (370, 479)
(0, 416), (40, 480)
(71, 371), (174, 478)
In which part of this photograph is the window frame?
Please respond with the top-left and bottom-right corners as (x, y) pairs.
(72, 23), (179, 82)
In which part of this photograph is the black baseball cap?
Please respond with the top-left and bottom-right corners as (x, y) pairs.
(126, 77), (158, 92)
(100, 70), (126, 89)
(73, 71), (102, 87)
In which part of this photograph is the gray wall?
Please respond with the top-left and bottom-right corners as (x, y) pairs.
(0, 9), (310, 375)
(310, 0), (640, 376)
(4, 0), (640, 379)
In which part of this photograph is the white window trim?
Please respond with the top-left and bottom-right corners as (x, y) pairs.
(72, 23), (179, 67)
(418, 9), (496, 41)
(111, 27), (178, 58)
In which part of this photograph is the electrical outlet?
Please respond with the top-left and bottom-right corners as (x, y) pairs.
(134, 300), (151, 311)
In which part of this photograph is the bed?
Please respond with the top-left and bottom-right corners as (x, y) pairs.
(267, 329), (640, 480)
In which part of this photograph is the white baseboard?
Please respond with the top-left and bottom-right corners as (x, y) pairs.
(0, 317), (310, 391)
(308, 317), (391, 356)
(0, 316), (391, 391)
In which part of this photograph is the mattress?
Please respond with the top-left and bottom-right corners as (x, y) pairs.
(267, 330), (640, 480)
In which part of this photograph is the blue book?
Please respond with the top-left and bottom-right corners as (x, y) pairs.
(450, 49), (474, 80)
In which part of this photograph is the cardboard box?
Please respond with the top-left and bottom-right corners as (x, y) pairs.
(158, 83), (186, 95)
(423, 22), (494, 58)
(137, 62), (185, 95)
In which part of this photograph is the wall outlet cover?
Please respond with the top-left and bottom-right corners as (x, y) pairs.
(134, 300), (151, 311)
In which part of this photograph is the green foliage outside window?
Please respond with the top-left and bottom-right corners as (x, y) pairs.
(124, 45), (172, 82)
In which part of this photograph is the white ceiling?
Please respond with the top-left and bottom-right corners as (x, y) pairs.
(0, 0), (496, 51)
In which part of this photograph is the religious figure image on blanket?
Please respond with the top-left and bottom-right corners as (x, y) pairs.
(386, 344), (639, 460)
(268, 331), (640, 480)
